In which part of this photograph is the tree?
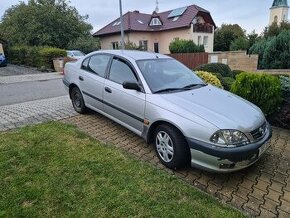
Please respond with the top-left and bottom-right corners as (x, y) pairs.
(0, 0), (93, 49)
(67, 37), (100, 54)
(263, 21), (290, 39)
(214, 24), (246, 51)
(249, 30), (290, 69)
(230, 37), (249, 51)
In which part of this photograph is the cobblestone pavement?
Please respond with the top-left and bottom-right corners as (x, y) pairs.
(0, 96), (77, 131)
(0, 72), (63, 84)
(62, 112), (290, 218)
(0, 64), (48, 77)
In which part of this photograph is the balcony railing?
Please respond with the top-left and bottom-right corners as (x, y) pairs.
(193, 24), (213, 33)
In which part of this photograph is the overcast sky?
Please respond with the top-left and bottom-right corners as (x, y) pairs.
(0, 0), (283, 34)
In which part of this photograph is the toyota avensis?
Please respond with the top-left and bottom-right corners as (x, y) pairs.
(63, 50), (272, 172)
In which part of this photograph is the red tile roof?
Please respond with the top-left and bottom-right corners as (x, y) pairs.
(93, 4), (216, 37)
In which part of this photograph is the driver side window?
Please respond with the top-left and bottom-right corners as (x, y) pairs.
(109, 58), (138, 84)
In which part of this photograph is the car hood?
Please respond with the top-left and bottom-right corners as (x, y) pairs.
(151, 85), (265, 131)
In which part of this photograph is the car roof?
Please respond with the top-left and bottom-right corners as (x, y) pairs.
(90, 50), (170, 61)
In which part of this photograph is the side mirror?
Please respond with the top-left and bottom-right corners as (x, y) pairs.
(123, 81), (141, 92)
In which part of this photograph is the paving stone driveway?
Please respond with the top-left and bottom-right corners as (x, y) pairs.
(0, 96), (289, 217)
(63, 112), (290, 218)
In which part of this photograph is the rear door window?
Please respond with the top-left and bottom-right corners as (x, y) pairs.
(88, 55), (111, 78)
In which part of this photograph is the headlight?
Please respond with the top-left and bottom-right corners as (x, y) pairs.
(210, 130), (250, 147)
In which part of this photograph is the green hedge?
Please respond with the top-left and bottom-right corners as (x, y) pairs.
(195, 63), (233, 78)
(231, 73), (282, 116)
(9, 46), (66, 70)
(169, 39), (204, 53)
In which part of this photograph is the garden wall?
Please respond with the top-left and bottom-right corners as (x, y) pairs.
(208, 51), (258, 72)
(256, 69), (290, 76)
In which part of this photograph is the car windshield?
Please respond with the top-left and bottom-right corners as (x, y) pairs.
(137, 59), (205, 93)
(72, 51), (84, 56)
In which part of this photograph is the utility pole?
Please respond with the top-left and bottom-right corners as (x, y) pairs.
(119, 0), (125, 50)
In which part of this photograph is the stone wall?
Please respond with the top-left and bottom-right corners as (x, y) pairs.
(208, 51), (258, 72)
(257, 69), (290, 76)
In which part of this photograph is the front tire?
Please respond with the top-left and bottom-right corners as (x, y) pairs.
(154, 124), (190, 169)
(70, 87), (87, 114)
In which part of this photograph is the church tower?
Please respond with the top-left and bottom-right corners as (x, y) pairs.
(269, 0), (289, 25)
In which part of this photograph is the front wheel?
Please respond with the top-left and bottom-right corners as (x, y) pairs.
(154, 124), (190, 169)
(70, 87), (87, 114)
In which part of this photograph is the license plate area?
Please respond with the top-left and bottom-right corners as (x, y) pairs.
(258, 142), (271, 157)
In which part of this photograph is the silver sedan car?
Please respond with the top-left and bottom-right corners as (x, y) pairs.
(63, 50), (272, 172)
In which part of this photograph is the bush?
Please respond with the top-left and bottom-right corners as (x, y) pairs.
(232, 70), (245, 79)
(9, 46), (66, 70)
(195, 71), (223, 89)
(220, 77), (235, 91)
(169, 39), (204, 53)
(231, 73), (282, 116)
(279, 75), (290, 99)
(195, 63), (233, 78)
(38, 47), (66, 69)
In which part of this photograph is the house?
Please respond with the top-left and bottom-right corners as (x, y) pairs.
(93, 4), (216, 53)
(0, 40), (4, 55)
(269, 0), (289, 25)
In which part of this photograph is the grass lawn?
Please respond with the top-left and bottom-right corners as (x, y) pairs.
(0, 122), (244, 217)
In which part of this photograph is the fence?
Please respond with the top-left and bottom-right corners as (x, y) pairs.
(167, 53), (208, 69)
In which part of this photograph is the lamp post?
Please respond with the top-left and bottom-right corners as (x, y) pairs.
(119, 0), (125, 50)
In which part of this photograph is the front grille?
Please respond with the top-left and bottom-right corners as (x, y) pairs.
(251, 122), (267, 141)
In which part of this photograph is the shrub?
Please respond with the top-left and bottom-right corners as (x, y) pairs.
(195, 71), (223, 89)
(195, 63), (233, 78)
(9, 46), (66, 70)
(169, 39), (204, 53)
(220, 77), (235, 91)
(232, 70), (245, 79)
(279, 75), (290, 99)
(231, 73), (282, 116)
(39, 47), (66, 69)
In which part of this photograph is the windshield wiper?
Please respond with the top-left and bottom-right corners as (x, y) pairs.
(182, 83), (207, 89)
(154, 84), (207, 94)
(154, 88), (186, 94)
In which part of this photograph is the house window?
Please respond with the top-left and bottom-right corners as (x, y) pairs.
(139, 40), (148, 51)
(203, 36), (208, 47)
(112, 21), (121, 26)
(274, 16), (278, 23)
(172, 16), (179, 22)
(150, 18), (162, 26)
(112, 42), (119, 50)
(198, 36), (202, 45)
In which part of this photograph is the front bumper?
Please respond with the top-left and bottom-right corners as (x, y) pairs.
(186, 124), (272, 173)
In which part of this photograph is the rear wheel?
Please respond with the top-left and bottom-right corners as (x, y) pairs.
(154, 124), (190, 169)
(70, 87), (87, 114)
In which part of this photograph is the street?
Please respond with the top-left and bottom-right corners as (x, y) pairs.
(0, 78), (67, 106)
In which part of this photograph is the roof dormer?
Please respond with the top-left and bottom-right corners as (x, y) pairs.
(149, 11), (163, 26)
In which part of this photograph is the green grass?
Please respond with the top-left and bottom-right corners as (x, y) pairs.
(0, 122), (244, 217)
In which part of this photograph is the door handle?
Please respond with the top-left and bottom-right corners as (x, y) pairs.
(105, 87), (112, 93)
(79, 76), (84, 81)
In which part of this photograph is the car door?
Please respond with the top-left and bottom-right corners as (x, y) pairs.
(79, 54), (111, 112)
(103, 56), (145, 135)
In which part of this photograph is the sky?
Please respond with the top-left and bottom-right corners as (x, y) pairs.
(0, 0), (283, 34)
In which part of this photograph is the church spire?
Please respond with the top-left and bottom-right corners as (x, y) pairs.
(155, 0), (159, 13)
(272, 0), (288, 7)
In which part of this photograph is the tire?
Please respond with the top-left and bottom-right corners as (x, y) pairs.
(154, 124), (190, 169)
(70, 87), (87, 114)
